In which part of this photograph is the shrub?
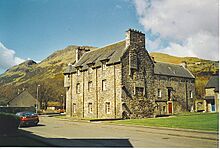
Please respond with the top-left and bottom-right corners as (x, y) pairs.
(0, 112), (20, 134)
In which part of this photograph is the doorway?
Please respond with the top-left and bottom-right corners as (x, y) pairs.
(168, 102), (172, 114)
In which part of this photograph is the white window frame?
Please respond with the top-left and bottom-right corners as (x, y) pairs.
(88, 103), (92, 113)
(190, 91), (193, 98)
(105, 102), (110, 114)
(102, 61), (107, 71)
(102, 79), (107, 91)
(73, 103), (76, 113)
(76, 83), (80, 94)
(77, 69), (80, 76)
(158, 89), (162, 97)
(88, 67), (93, 74)
(88, 81), (92, 92)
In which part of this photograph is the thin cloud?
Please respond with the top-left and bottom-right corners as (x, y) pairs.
(0, 42), (25, 69)
(133, 0), (219, 60)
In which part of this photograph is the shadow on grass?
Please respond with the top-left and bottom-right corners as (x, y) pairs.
(18, 129), (133, 147)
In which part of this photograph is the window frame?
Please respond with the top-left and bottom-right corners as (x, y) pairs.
(190, 91), (193, 98)
(88, 81), (92, 92)
(102, 79), (107, 91)
(105, 102), (110, 114)
(157, 89), (162, 98)
(102, 61), (107, 71)
(76, 83), (80, 94)
(72, 103), (76, 113)
(88, 103), (93, 113)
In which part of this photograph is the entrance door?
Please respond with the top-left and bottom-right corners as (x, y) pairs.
(168, 103), (172, 114)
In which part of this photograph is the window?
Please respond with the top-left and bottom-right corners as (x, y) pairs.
(157, 89), (162, 97)
(73, 103), (76, 113)
(135, 87), (144, 97)
(88, 67), (93, 74)
(88, 103), (92, 113)
(162, 106), (166, 112)
(88, 81), (92, 92)
(76, 83), (80, 93)
(105, 102), (110, 114)
(102, 61), (107, 70)
(102, 79), (107, 91)
(77, 69), (80, 76)
(190, 91), (193, 98)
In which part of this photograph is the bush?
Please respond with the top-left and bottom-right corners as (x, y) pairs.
(0, 112), (20, 134)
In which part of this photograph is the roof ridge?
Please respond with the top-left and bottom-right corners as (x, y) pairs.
(155, 61), (183, 66)
(78, 40), (125, 56)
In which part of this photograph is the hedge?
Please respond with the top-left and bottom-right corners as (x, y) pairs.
(0, 112), (20, 134)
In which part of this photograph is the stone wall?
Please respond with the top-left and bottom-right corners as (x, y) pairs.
(154, 75), (195, 115)
(121, 29), (155, 118)
(67, 63), (122, 119)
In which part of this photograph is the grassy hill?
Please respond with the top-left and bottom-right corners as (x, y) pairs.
(0, 45), (96, 106)
(0, 48), (218, 108)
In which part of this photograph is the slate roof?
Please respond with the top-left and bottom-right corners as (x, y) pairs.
(9, 90), (39, 107)
(64, 40), (194, 79)
(154, 62), (195, 79)
(205, 75), (219, 92)
(65, 40), (126, 73)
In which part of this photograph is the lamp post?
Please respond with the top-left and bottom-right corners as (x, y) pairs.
(36, 84), (40, 113)
(61, 95), (64, 110)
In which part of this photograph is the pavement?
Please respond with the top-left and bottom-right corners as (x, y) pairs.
(20, 115), (219, 148)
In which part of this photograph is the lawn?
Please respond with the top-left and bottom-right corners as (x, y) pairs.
(109, 112), (219, 131)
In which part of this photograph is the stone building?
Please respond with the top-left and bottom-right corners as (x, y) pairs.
(64, 29), (195, 119)
(204, 75), (219, 112)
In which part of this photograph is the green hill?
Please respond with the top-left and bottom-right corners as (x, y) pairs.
(0, 49), (218, 108)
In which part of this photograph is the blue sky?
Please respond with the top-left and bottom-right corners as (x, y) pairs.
(0, 0), (218, 74)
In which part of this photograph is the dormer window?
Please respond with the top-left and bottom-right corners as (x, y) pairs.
(102, 61), (107, 70)
(88, 67), (93, 74)
(77, 69), (80, 76)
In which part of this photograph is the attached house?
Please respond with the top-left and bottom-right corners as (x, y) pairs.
(8, 90), (40, 108)
(204, 75), (219, 112)
(64, 29), (195, 119)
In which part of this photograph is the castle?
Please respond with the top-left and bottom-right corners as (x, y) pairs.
(64, 29), (195, 119)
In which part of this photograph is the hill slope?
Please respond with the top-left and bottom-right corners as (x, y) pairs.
(0, 49), (218, 107)
(0, 45), (96, 104)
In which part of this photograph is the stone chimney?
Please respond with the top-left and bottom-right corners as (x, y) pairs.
(125, 28), (145, 49)
(76, 47), (90, 62)
(151, 56), (155, 62)
(180, 61), (187, 68)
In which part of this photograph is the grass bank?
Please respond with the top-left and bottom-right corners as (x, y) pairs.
(109, 112), (219, 131)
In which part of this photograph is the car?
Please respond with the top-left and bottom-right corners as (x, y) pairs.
(16, 111), (39, 127)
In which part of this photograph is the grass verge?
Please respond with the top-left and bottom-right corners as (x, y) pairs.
(109, 112), (219, 132)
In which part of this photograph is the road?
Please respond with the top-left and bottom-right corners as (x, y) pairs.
(21, 116), (218, 148)
(0, 132), (49, 147)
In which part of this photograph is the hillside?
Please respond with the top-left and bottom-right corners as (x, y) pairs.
(0, 48), (218, 108)
(0, 45), (96, 106)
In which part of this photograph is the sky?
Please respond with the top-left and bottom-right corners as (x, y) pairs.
(0, 0), (219, 74)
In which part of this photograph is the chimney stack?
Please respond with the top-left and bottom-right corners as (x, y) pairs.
(76, 47), (90, 62)
(125, 28), (145, 49)
(180, 61), (187, 68)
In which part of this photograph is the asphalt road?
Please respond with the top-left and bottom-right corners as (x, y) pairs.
(0, 132), (49, 147)
(21, 116), (219, 148)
